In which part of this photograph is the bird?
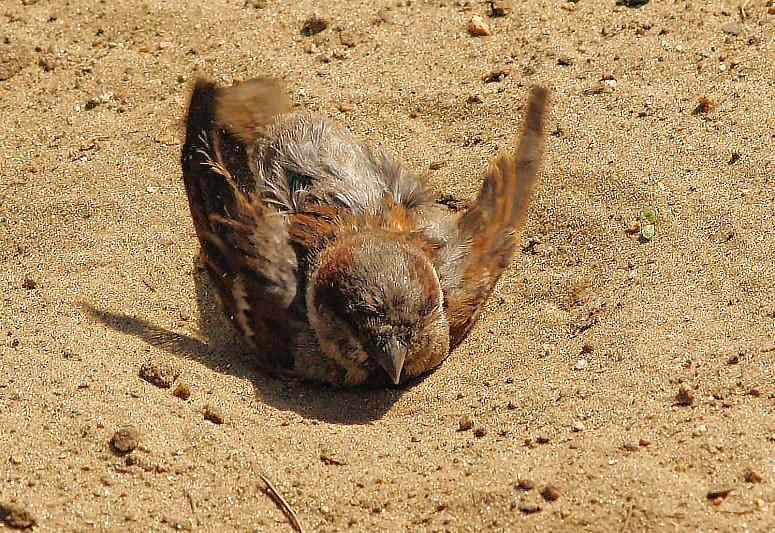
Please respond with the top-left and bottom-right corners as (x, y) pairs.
(180, 77), (549, 387)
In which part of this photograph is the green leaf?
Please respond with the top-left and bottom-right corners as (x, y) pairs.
(641, 224), (656, 240)
(642, 208), (657, 225)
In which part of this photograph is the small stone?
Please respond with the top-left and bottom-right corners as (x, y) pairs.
(203, 405), (224, 425)
(22, 278), (37, 290)
(429, 161), (446, 170)
(706, 488), (733, 501)
(675, 386), (694, 406)
(377, 9), (394, 24)
(483, 67), (510, 83)
(694, 96), (715, 115)
(616, 0), (650, 6)
(743, 469), (763, 484)
(458, 415), (474, 432)
(747, 388), (761, 397)
(487, 0), (512, 18)
(111, 426), (141, 454)
(467, 15), (492, 37)
(138, 360), (180, 389)
(575, 359), (588, 370)
(571, 421), (585, 432)
(626, 220), (641, 234)
(516, 479), (535, 490)
(172, 382), (191, 400)
(339, 31), (357, 48)
(622, 443), (639, 452)
(721, 22), (741, 36)
(337, 103), (353, 113)
(557, 56), (574, 67)
(536, 435), (551, 445)
(301, 15), (329, 37)
(518, 502), (541, 514)
(473, 427), (487, 438)
(638, 438), (652, 447)
(0, 502), (36, 529)
(540, 485), (560, 502)
(466, 94), (483, 104)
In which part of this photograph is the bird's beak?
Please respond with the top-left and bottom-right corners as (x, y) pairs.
(371, 336), (406, 385)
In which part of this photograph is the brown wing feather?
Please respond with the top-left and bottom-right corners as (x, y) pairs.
(180, 79), (299, 367)
(446, 86), (549, 347)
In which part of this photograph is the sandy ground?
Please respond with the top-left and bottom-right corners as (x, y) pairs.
(1, 0), (774, 531)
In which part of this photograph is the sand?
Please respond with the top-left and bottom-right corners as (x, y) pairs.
(1, 0), (773, 531)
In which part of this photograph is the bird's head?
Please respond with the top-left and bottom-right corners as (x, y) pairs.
(306, 234), (449, 386)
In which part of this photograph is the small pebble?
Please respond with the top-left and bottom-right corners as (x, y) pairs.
(483, 67), (510, 83)
(706, 488), (733, 501)
(138, 361), (180, 389)
(575, 359), (588, 370)
(337, 103), (353, 113)
(536, 435), (551, 445)
(111, 426), (141, 454)
(638, 438), (652, 447)
(743, 469), (763, 484)
(473, 427), (487, 438)
(518, 502), (541, 514)
(694, 96), (715, 115)
(172, 382), (191, 400)
(203, 404), (224, 425)
(540, 485), (561, 502)
(721, 22), (741, 36)
(339, 31), (357, 48)
(626, 220), (641, 234)
(487, 0), (512, 18)
(458, 415), (474, 432)
(22, 278), (37, 290)
(516, 479), (535, 490)
(571, 421), (585, 432)
(467, 15), (492, 37)
(675, 386), (694, 406)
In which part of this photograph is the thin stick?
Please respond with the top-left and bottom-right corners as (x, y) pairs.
(185, 491), (199, 528)
(259, 473), (304, 533)
(739, 0), (751, 21)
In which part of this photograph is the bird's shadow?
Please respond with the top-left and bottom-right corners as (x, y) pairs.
(84, 259), (405, 424)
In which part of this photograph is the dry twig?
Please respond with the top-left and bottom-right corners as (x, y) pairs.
(259, 473), (304, 533)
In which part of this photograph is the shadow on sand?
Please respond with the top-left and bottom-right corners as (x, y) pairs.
(84, 263), (405, 424)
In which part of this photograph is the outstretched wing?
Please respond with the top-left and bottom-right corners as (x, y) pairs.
(442, 86), (549, 348)
(180, 78), (300, 365)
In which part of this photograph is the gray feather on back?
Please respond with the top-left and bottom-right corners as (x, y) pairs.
(253, 113), (428, 214)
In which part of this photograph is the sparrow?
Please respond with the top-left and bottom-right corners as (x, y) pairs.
(180, 77), (548, 387)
